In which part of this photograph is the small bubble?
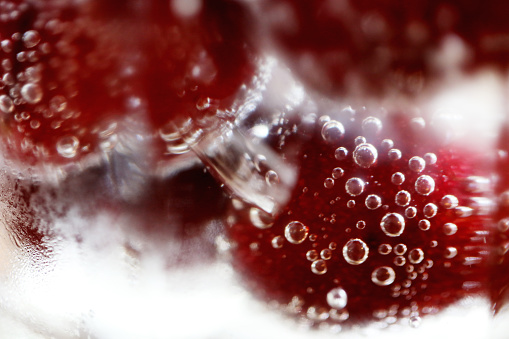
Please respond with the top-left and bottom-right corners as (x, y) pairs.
(271, 236), (284, 249)
(353, 143), (378, 168)
(342, 238), (369, 265)
(410, 117), (426, 130)
(388, 149), (402, 161)
(0, 94), (14, 113)
(380, 213), (406, 237)
(265, 170), (279, 186)
(371, 266), (396, 286)
(409, 315), (422, 328)
(50, 95), (67, 112)
(394, 244), (407, 255)
(321, 120), (345, 144)
(196, 96), (211, 110)
(321, 249), (332, 260)
(335, 147), (348, 160)
(395, 190), (411, 207)
(311, 259), (328, 275)
(347, 200), (356, 208)
(424, 153), (437, 165)
(365, 194), (382, 210)
(405, 207), (417, 218)
(391, 172), (405, 185)
(332, 167), (344, 179)
(443, 223), (458, 236)
(381, 139), (394, 149)
(408, 248), (424, 264)
(423, 203), (438, 218)
(22, 30), (41, 48)
(307, 306), (329, 321)
(444, 247), (458, 259)
(56, 136), (79, 158)
(345, 177), (365, 196)
(378, 244), (392, 255)
(327, 287), (348, 310)
(362, 116), (382, 135)
(409, 156), (426, 172)
(354, 136), (366, 145)
(306, 250), (319, 261)
(394, 256), (406, 266)
(284, 221), (309, 244)
(329, 242), (337, 250)
(418, 219), (431, 231)
(250, 208), (274, 229)
(29, 119), (40, 129)
(440, 195), (459, 209)
(415, 175), (435, 195)
(21, 83), (43, 104)
(356, 220), (366, 229)
(330, 308), (349, 322)
(498, 218), (509, 232)
(324, 178), (335, 189)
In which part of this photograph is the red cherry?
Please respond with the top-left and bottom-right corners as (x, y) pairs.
(256, 0), (509, 97)
(227, 108), (494, 326)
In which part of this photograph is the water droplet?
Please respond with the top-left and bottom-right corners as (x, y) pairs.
(440, 195), (459, 209)
(423, 203), (438, 218)
(394, 256), (406, 266)
(342, 238), (369, 265)
(356, 220), (366, 229)
(395, 190), (411, 207)
(271, 236), (284, 249)
(405, 206), (417, 218)
(324, 178), (335, 189)
(391, 172), (405, 185)
(365, 194), (382, 210)
(265, 170), (279, 186)
(0, 94), (14, 113)
(345, 177), (365, 196)
(22, 30), (40, 48)
(418, 219), (431, 231)
(21, 83), (42, 104)
(335, 147), (348, 160)
(250, 207), (274, 229)
(311, 259), (327, 275)
(409, 156), (426, 172)
(424, 152), (437, 165)
(321, 120), (345, 144)
(307, 249), (319, 261)
(394, 243), (407, 255)
(380, 213), (406, 237)
(284, 221), (309, 244)
(371, 266), (396, 286)
(56, 136), (80, 158)
(388, 149), (402, 161)
(378, 243), (392, 255)
(332, 167), (344, 179)
(321, 248), (332, 260)
(415, 175), (435, 195)
(327, 287), (348, 309)
(444, 247), (458, 259)
(353, 143), (378, 168)
(443, 223), (458, 236)
(408, 248), (424, 264)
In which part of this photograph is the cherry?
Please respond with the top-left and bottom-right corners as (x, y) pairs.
(227, 107), (494, 326)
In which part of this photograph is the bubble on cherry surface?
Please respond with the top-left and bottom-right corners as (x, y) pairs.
(50, 95), (67, 113)
(378, 243), (392, 255)
(22, 30), (41, 49)
(345, 177), (365, 196)
(381, 139), (393, 149)
(320, 248), (332, 260)
(353, 143), (378, 168)
(441, 195), (459, 209)
(321, 120), (345, 144)
(284, 221), (309, 244)
(380, 213), (405, 237)
(391, 172), (405, 185)
(418, 219), (431, 231)
(388, 149), (402, 161)
(335, 147), (348, 160)
(250, 207), (274, 229)
(265, 170), (279, 186)
(21, 83), (42, 104)
(342, 238), (369, 265)
(56, 136), (79, 158)
(0, 94), (14, 113)
(423, 203), (438, 218)
(356, 220), (366, 229)
(408, 156), (426, 172)
(408, 248), (424, 264)
(405, 207), (417, 218)
(395, 190), (411, 207)
(424, 152), (437, 165)
(394, 256), (406, 266)
(371, 266), (396, 286)
(498, 218), (509, 232)
(324, 177), (335, 189)
(271, 236), (284, 249)
(354, 136), (366, 145)
(443, 223), (458, 236)
(306, 249), (319, 261)
(332, 167), (344, 179)
(311, 259), (327, 275)
(393, 244), (407, 255)
(444, 247), (458, 259)
(361, 116), (382, 135)
(327, 287), (348, 310)
(415, 175), (435, 196)
(365, 194), (382, 210)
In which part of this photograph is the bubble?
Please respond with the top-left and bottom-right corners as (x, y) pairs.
(415, 175), (435, 195)
(395, 190), (411, 207)
(50, 95), (67, 112)
(371, 266), (396, 286)
(443, 223), (458, 236)
(306, 250), (319, 261)
(324, 178), (335, 189)
(265, 170), (279, 186)
(330, 308), (349, 322)
(321, 120), (345, 144)
(394, 243), (407, 255)
(410, 117), (426, 130)
(271, 236), (284, 249)
(249, 207), (274, 229)
(380, 213), (405, 237)
(418, 219), (431, 231)
(284, 221), (309, 244)
(342, 238), (369, 265)
(423, 203), (438, 218)
(498, 218), (509, 232)
(320, 249), (332, 260)
(335, 147), (348, 160)
(30, 119), (40, 129)
(356, 220), (366, 229)
(354, 136), (366, 145)
(388, 149), (402, 161)
(353, 143), (378, 168)
(424, 152), (437, 165)
(394, 256), (406, 266)
(332, 167), (344, 179)
(307, 306), (329, 321)
(405, 207), (417, 218)
(440, 195), (459, 209)
(409, 315), (422, 328)
(21, 83), (42, 104)
(345, 177), (365, 196)
(0, 94), (14, 113)
(347, 200), (356, 208)
(381, 139), (394, 149)
(391, 172), (405, 185)
(409, 156), (426, 172)
(365, 194), (382, 210)
(444, 247), (458, 259)
(22, 30), (41, 48)
(196, 96), (211, 110)
(327, 287), (348, 310)
(311, 259), (328, 275)
(362, 116), (382, 135)
(378, 244), (392, 255)
(408, 248), (424, 264)
(56, 136), (79, 158)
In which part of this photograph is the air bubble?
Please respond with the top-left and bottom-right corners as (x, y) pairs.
(335, 147), (348, 160)
(307, 250), (319, 261)
(394, 244), (407, 255)
(284, 221), (309, 244)
(418, 219), (431, 231)
(388, 149), (402, 161)
(345, 177), (365, 196)
(0, 94), (14, 113)
(22, 30), (41, 48)
(327, 287), (348, 310)
(265, 170), (279, 186)
(321, 120), (345, 144)
(50, 95), (67, 112)
(424, 153), (437, 165)
(371, 266), (396, 286)
(394, 256), (406, 266)
(311, 260), (327, 275)
(410, 117), (426, 130)
(380, 213), (405, 237)
(440, 195), (459, 209)
(365, 194), (382, 210)
(391, 172), (405, 185)
(342, 238), (369, 265)
(443, 223), (458, 236)
(347, 200), (356, 208)
(21, 83), (42, 104)
(395, 190), (411, 207)
(415, 175), (435, 195)
(444, 247), (458, 259)
(409, 156), (426, 172)
(362, 116), (382, 135)
(353, 143), (378, 168)
(250, 208), (274, 229)
(498, 218), (509, 232)
(356, 220), (366, 229)
(408, 248), (424, 264)
(405, 207), (417, 218)
(381, 139), (394, 149)
(320, 249), (332, 260)
(324, 178), (335, 189)
(423, 203), (438, 218)
(332, 167), (344, 179)
(271, 236), (284, 249)
(56, 136), (79, 158)
(378, 244), (392, 255)
(330, 308), (349, 321)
